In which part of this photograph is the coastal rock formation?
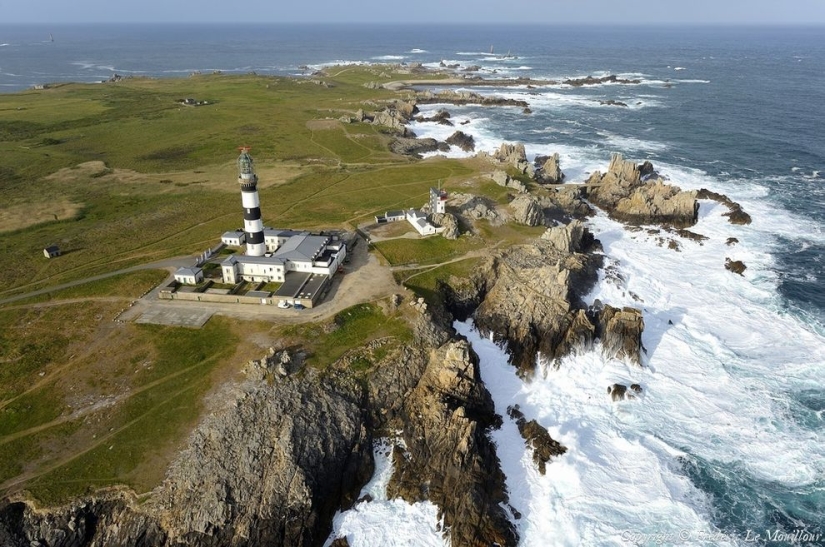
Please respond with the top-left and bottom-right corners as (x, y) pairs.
(506, 405), (567, 475)
(587, 154), (698, 227)
(450, 193), (504, 225)
(431, 212), (460, 239)
(542, 220), (587, 253)
(389, 137), (440, 157)
(445, 130), (475, 152)
(387, 341), (517, 547)
(595, 304), (645, 366)
(697, 188), (752, 225)
(725, 258), (747, 275)
(564, 75), (641, 87)
(415, 109), (453, 126)
(608, 383), (644, 401)
(493, 143), (527, 167)
(415, 89), (528, 108)
(509, 194), (544, 226)
(492, 170), (527, 193)
(535, 153), (564, 183)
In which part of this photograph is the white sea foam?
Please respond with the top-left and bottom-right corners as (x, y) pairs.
(372, 55), (407, 61)
(324, 440), (449, 547)
(453, 191), (825, 544)
(410, 48), (428, 53)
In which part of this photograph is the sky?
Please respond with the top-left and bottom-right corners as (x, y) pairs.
(2, 0), (825, 25)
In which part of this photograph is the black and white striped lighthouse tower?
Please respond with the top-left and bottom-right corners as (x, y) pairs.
(237, 147), (266, 257)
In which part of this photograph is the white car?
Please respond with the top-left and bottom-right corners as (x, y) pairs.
(277, 300), (290, 309)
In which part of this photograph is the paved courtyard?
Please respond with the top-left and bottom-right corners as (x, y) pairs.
(135, 306), (214, 328)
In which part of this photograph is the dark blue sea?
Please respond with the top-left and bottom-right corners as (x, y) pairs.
(2, 24), (823, 546)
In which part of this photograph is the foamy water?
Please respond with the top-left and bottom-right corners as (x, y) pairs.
(324, 440), (449, 547)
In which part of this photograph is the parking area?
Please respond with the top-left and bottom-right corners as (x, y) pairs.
(136, 306), (214, 328)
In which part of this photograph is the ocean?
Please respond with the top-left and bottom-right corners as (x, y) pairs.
(2, 23), (823, 546)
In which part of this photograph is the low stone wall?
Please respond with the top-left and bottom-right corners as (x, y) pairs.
(159, 290), (316, 309)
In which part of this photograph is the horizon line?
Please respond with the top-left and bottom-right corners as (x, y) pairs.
(3, 21), (825, 27)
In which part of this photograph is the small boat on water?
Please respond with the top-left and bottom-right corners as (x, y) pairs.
(49, 33), (54, 42)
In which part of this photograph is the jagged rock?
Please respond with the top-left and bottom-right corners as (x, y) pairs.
(372, 110), (407, 131)
(697, 188), (752, 225)
(415, 89), (528, 108)
(536, 153), (564, 184)
(450, 236), (604, 372)
(541, 220), (587, 254)
(363, 81), (382, 89)
(630, 384), (643, 393)
(415, 109), (452, 125)
(493, 143), (527, 167)
(564, 75), (641, 87)
(596, 305), (645, 366)
(506, 406), (566, 475)
(725, 258), (747, 275)
(509, 194), (544, 226)
(387, 341), (517, 547)
(451, 193), (504, 225)
(431, 212), (460, 239)
(389, 137), (439, 157)
(599, 99), (628, 107)
(445, 131), (475, 152)
(587, 154), (698, 228)
(329, 537), (351, 547)
(491, 170), (527, 193)
(726, 237), (739, 246)
(608, 383), (628, 401)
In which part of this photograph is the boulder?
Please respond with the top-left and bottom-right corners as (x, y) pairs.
(509, 194), (544, 226)
(431, 212), (460, 240)
(445, 130), (475, 152)
(595, 305), (645, 366)
(389, 137), (439, 157)
(725, 258), (747, 275)
(537, 153), (564, 183)
(506, 405), (567, 475)
(493, 143), (527, 166)
(541, 220), (587, 254)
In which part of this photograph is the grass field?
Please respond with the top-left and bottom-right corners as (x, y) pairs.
(0, 66), (498, 504)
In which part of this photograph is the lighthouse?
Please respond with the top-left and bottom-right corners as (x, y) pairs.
(237, 147), (266, 257)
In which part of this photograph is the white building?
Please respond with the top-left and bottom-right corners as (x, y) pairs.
(405, 209), (441, 236)
(221, 233), (346, 284)
(175, 266), (204, 285)
(221, 231), (247, 247)
(430, 186), (447, 214)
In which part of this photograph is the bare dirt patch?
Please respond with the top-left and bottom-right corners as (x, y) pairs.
(306, 119), (341, 131)
(0, 199), (83, 233)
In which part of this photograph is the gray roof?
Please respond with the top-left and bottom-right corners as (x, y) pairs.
(175, 267), (202, 276)
(223, 255), (286, 266)
(272, 234), (329, 262)
(222, 231), (245, 239)
(263, 228), (309, 238)
(386, 210), (405, 218)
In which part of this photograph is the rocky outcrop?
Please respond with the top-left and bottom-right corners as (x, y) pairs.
(509, 194), (544, 226)
(587, 154), (698, 227)
(450, 193), (504, 225)
(535, 153), (564, 183)
(594, 304), (645, 366)
(493, 143), (527, 168)
(387, 341), (517, 547)
(542, 220), (587, 253)
(725, 258), (747, 275)
(389, 137), (441, 157)
(431, 212), (460, 239)
(445, 130), (475, 152)
(492, 170), (527, 193)
(697, 188), (752, 225)
(439, 225), (608, 372)
(415, 109), (452, 125)
(506, 406), (566, 475)
(563, 75), (641, 87)
(599, 99), (628, 107)
(415, 89), (528, 108)
(608, 383), (643, 401)
(0, 492), (166, 547)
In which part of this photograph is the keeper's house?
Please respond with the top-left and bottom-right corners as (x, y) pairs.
(221, 233), (346, 284)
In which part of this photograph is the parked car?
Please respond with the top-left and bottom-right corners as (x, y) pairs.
(277, 300), (290, 309)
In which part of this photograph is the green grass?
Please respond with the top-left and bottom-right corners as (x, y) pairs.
(373, 235), (482, 267)
(399, 258), (484, 305)
(281, 303), (412, 369)
(0, 307), (238, 503)
(5, 270), (169, 305)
